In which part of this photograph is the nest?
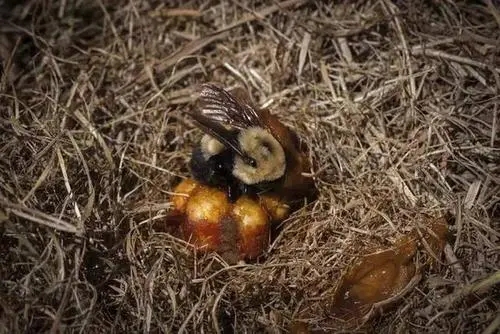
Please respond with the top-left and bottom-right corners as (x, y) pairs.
(0, 0), (498, 332)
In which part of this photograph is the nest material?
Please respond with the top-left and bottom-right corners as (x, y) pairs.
(0, 0), (499, 333)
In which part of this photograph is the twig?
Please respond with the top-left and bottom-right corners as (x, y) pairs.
(411, 47), (500, 74)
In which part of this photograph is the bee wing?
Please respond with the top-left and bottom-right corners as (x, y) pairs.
(187, 112), (244, 158)
(197, 83), (263, 129)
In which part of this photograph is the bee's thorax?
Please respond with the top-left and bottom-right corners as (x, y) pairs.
(232, 127), (286, 185)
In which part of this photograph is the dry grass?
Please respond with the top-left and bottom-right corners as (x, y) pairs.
(1, 0), (499, 332)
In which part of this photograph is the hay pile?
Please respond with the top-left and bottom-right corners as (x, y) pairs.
(1, 0), (499, 332)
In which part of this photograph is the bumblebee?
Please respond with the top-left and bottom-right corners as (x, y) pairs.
(187, 83), (316, 203)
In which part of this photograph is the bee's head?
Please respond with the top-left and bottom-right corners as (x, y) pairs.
(232, 127), (286, 185)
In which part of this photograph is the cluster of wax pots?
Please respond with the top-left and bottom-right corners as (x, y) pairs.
(169, 178), (291, 262)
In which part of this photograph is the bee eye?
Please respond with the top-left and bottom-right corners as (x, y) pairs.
(243, 156), (257, 168)
(215, 162), (224, 171)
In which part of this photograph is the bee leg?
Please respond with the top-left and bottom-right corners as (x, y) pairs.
(227, 181), (242, 203)
(240, 183), (250, 196)
(227, 185), (237, 203)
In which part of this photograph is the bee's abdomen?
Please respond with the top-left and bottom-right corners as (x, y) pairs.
(190, 146), (217, 184)
(190, 146), (234, 188)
